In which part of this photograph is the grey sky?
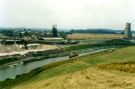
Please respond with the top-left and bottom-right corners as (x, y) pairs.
(0, 0), (134, 30)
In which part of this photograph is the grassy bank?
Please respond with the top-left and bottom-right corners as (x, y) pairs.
(0, 50), (108, 88)
(0, 57), (89, 88)
(1, 46), (135, 89)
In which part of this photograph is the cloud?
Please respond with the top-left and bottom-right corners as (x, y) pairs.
(0, 0), (134, 30)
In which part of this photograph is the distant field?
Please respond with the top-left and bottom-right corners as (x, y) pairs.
(67, 33), (124, 40)
(1, 46), (135, 89)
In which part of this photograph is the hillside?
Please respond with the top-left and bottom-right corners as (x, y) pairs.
(13, 67), (135, 89)
(1, 46), (135, 89)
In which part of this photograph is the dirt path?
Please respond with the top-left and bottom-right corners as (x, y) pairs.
(13, 67), (135, 89)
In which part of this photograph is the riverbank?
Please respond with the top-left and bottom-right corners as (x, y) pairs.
(0, 48), (110, 81)
(0, 48), (64, 67)
(1, 46), (135, 89)
(0, 43), (116, 69)
(0, 39), (134, 67)
(0, 48), (111, 88)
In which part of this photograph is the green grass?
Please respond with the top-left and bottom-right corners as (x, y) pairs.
(1, 46), (135, 88)
(84, 46), (135, 65)
(0, 57), (87, 89)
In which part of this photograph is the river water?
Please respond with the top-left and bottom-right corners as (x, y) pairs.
(0, 48), (110, 81)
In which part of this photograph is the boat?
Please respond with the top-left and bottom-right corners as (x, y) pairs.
(69, 52), (78, 58)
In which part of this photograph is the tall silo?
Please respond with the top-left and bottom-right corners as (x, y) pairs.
(124, 23), (132, 38)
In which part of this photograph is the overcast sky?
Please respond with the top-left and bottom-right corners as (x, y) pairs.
(0, 0), (134, 30)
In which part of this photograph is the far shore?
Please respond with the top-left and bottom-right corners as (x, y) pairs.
(0, 44), (58, 57)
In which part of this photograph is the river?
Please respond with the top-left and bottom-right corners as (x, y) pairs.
(0, 48), (112, 81)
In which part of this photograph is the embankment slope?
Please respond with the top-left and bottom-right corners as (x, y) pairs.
(1, 46), (135, 89)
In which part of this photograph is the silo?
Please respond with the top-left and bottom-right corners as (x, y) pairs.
(124, 23), (132, 38)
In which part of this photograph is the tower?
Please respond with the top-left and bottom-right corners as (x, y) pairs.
(52, 25), (58, 37)
(124, 23), (132, 38)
